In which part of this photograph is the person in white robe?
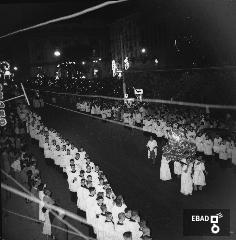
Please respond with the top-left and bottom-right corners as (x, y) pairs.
(125, 214), (142, 240)
(180, 159), (193, 196)
(67, 165), (79, 203)
(226, 139), (233, 161)
(195, 134), (204, 153)
(219, 140), (228, 168)
(104, 188), (114, 212)
(213, 135), (222, 156)
(38, 183), (46, 222)
(112, 198), (127, 225)
(42, 208), (51, 239)
(85, 187), (97, 225)
(95, 204), (107, 239)
(100, 212), (116, 240)
(62, 149), (72, 173)
(160, 156), (172, 181)
(77, 178), (88, 212)
(115, 212), (130, 240)
(193, 157), (206, 191)
(203, 136), (213, 157)
(146, 136), (158, 165)
(91, 196), (104, 230)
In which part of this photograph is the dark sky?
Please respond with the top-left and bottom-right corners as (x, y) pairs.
(0, 0), (236, 68)
(0, 0), (135, 36)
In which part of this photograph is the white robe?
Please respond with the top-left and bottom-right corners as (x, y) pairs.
(125, 219), (142, 240)
(99, 221), (116, 240)
(38, 191), (45, 222)
(219, 144), (227, 160)
(42, 210), (51, 235)
(160, 156), (172, 181)
(112, 204), (126, 224)
(67, 170), (79, 192)
(193, 162), (206, 186)
(94, 214), (106, 239)
(213, 137), (222, 154)
(147, 140), (157, 159)
(180, 163), (193, 196)
(203, 140), (213, 155)
(85, 195), (97, 225)
(103, 196), (114, 212)
(77, 186), (88, 211)
(174, 160), (182, 175)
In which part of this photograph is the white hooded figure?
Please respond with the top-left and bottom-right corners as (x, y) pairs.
(180, 159), (193, 196)
(193, 159), (206, 190)
(160, 156), (172, 181)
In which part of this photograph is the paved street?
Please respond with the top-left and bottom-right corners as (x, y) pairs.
(35, 104), (236, 240)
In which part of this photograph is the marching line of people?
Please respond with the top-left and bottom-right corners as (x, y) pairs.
(147, 136), (207, 196)
(76, 99), (236, 168)
(27, 110), (152, 240)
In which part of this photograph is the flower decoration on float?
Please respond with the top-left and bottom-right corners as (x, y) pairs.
(163, 128), (196, 163)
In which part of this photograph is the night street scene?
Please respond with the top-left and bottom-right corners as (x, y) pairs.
(1, 0), (236, 240)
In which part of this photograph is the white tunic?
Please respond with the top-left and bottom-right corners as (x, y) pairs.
(42, 210), (51, 235)
(180, 163), (193, 196)
(77, 186), (88, 211)
(192, 162), (206, 186)
(39, 191), (45, 222)
(103, 196), (114, 212)
(112, 204), (127, 224)
(147, 139), (157, 158)
(213, 137), (222, 154)
(219, 144), (227, 160)
(203, 140), (213, 155)
(115, 222), (130, 240)
(85, 195), (97, 225)
(67, 170), (79, 192)
(99, 221), (116, 240)
(160, 156), (172, 181)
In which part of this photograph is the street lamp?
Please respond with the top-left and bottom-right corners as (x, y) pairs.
(13, 66), (18, 71)
(82, 61), (86, 65)
(141, 48), (146, 54)
(54, 50), (61, 57)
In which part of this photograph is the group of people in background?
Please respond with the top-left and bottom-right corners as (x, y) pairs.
(1, 102), (71, 240)
(26, 108), (152, 240)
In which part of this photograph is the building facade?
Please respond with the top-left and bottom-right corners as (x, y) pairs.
(27, 18), (111, 78)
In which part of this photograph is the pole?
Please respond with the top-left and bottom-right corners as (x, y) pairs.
(120, 35), (127, 100)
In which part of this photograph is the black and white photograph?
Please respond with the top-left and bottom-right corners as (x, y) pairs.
(1, 0), (236, 240)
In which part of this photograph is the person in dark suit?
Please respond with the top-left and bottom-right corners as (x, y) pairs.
(51, 210), (68, 240)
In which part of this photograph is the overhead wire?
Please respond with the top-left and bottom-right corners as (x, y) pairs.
(1, 170), (96, 240)
(0, 0), (128, 39)
(30, 88), (236, 110)
(2, 208), (84, 238)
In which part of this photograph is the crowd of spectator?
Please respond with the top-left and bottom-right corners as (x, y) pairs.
(26, 68), (236, 105)
(1, 102), (70, 240)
